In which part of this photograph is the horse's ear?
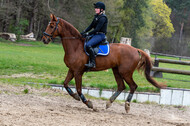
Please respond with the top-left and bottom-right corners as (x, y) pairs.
(50, 14), (57, 21)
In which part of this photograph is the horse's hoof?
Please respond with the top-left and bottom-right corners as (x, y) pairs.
(125, 102), (130, 113)
(87, 100), (93, 109)
(106, 100), (112, 109)
(72, 93), (80, 101)
(93, 107), (99, 112)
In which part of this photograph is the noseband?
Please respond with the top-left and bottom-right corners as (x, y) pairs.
(43, 18), (60, 40)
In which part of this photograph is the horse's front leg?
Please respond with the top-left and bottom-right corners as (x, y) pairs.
(75, 72), (93, 109)
(64, 69), (80, 101)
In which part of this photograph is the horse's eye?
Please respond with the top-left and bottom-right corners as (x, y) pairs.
(49, 23), (54, 28)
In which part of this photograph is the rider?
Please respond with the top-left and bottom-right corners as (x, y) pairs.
(81, 2), (108, 68)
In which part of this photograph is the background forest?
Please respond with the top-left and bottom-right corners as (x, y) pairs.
(0, 0), (190, 56)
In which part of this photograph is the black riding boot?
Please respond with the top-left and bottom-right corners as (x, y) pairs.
(85, 46), (96, 68)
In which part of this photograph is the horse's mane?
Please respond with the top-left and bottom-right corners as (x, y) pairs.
(60, 18), (82, 39)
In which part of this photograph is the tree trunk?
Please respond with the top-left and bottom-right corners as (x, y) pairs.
(35, 20), (40, 39)
(29, 16), (34, 33)
(16, 6), (21, 26)
(178, 22), (184, 55)
(16, 0), (24, 26)
(33, 2), (38, 38)
(1, 0), (3, 7)
(111, 27), (117, 43)
(3, 3), (9, 32)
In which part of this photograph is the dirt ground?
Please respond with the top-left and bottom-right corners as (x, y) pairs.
(0, 83), (190, 126)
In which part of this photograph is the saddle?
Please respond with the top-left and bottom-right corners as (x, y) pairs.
(84, 36), (110, 56)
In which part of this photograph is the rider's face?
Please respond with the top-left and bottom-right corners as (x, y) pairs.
(95, 8), (101, 14)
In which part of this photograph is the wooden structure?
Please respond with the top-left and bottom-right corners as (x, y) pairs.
(151, 57), (190, 78)
(151, 52), (190, 60)
(120, 37), (131, 46)
(20, 32), (36, 41)
(152, 67), (190, 76)
(0, 32), (17, 41)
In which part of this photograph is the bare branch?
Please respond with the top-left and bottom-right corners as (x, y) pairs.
(48, 0), (54, 13)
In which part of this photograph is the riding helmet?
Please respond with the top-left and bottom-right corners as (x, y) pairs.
(94, 2), (105, 10)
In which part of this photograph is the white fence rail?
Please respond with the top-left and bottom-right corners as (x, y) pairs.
(52, 86), (190, 106)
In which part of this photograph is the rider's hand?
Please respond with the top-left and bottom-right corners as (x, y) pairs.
(80, 31), (85, 35)
(81, 32), (89, 38)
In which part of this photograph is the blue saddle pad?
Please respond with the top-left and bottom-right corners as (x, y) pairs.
(84, 42), (110, 56)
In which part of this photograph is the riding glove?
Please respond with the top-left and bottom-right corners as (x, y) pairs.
(81, 32), (89, 38)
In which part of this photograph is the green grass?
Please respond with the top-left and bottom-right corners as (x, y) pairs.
(151, 55), (190, 89)
(0, 40), (190, 92)
(23, 88), (29, 94)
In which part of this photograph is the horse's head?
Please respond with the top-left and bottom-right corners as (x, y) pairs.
(42, 14), (60, 44)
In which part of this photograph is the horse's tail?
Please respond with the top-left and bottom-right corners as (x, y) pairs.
(136, 49), (166, 89)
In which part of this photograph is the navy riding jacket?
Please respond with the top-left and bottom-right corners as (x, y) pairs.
(84, 14), (108, 35)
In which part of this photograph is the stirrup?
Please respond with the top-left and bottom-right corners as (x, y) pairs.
(85, 62), (96, 68)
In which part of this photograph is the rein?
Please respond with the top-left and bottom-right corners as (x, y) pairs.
(43, 17), (82, 41)
(61, 37), (81, 40)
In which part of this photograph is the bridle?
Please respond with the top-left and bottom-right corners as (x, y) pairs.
(43, 17), (60, 41)
(43, 17), (81, 41)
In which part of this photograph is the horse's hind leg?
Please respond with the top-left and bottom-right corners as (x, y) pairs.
(122, 75), (138, 113)
(106, 67), (126, 109)
(63, 69), (80, 101)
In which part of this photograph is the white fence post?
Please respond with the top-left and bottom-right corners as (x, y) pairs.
(120, 37), (131, 46)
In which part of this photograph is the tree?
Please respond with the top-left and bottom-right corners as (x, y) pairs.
(120, 0), (151, 47)
(151, 0), (174, 38)
(104, 0), (124, 43)
(26, 0), (49, 39)
(0, 0), (175, 46)
(164, 0), (190, 55)
(0, 0), (15, 32)
(0, 0), (50, 39)
(150, 0), (175, 53)
(117, 0), (174, 49)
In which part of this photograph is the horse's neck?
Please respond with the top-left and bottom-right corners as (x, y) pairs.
(61, 39), (83, 56)
(60, 19), (84, 55)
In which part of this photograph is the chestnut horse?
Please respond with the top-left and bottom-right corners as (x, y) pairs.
(42, 14), (166, 113)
